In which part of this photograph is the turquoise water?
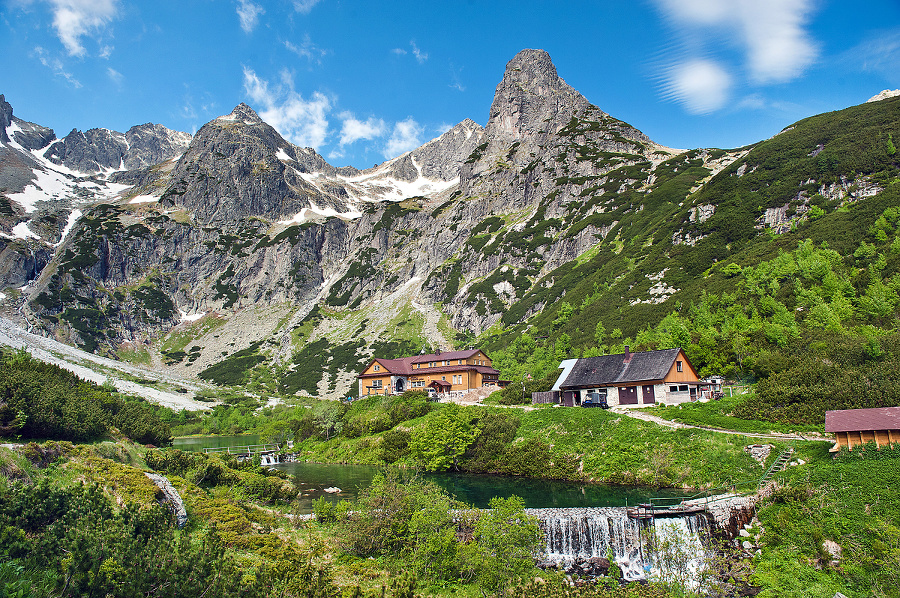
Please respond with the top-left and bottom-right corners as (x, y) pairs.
(173, 434), (261, 451)
(173, 435), (691, 513)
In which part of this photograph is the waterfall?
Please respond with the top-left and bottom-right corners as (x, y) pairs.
(526, 507), (710, 582)
(259, 453), (279, 466)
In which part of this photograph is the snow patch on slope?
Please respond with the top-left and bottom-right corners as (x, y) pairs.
(55, 209), (82, 247)
(279, 201), (362, 224)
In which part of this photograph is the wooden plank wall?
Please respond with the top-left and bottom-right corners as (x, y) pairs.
(833, 429), (899, 451)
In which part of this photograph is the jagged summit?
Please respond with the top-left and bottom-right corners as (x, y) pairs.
(217, 103), (264, 125)
(501, 49), (559, 86)
(486, 48), (591, 143)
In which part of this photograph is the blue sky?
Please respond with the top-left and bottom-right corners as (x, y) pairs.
(2, 0), (899, 169)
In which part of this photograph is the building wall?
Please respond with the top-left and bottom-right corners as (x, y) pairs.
(358, 375), (392, 396)
(662, 350), (701, 384)
(832, 429), (900, 451)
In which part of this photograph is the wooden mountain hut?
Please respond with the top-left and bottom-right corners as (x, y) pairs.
(825, 406), (900, 452)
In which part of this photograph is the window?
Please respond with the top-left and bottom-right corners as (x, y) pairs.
(669, 386), (678, 392)
(374, 364), (380, 372)
(676, 360), (683, 372)
(442, 376), (446, 381)
(458, 359), (462, 365)
(411, 380), (424, 388)
(679, 385), (689, 392)
(373, 380), (382, 388)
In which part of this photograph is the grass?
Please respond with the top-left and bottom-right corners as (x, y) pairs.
(644, 393), (825, 436)
(752, 445), (900, 597)
(158, 315), (225, 354)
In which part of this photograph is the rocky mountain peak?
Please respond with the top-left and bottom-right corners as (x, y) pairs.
(0, 94), (12, 143)
(485, 49), (590, 144)
(217, 103), (264, 125)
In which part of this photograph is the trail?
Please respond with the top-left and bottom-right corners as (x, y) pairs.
(609, 406), (819, 441)
(0, 316), (214, 410)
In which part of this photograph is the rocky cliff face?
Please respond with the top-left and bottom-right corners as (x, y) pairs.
(43, 123), (190, 174)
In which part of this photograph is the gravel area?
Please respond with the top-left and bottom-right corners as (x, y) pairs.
(0, 316), (215, 410)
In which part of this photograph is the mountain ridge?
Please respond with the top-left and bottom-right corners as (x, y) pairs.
(1, 49), (898, 401)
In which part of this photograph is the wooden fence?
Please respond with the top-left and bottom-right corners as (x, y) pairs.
(531, 391), (557, 405)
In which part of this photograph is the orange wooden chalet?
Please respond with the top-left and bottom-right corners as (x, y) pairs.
(357, 349), (501, 397)
(825, 406), (900, 452)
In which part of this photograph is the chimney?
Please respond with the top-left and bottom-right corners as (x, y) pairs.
(624, 346), (632, 363)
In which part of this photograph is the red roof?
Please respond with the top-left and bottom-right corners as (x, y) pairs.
(410, 349), (482, 364)
(358, 352), (498, 378)
(825, 406), (900, 433)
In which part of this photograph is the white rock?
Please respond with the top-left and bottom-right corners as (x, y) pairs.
(323, 486), (341, 493)
(739, 529), (751, 537)
(742, 541), (753, 550)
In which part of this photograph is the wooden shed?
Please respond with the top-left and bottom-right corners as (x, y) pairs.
(825, 406), (900, 452)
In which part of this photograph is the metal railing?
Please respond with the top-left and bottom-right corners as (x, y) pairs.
(633, 444), (796, 519)
(202, 443), (281, 455)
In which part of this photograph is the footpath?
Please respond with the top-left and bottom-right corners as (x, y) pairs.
(609, 406), (819, 442)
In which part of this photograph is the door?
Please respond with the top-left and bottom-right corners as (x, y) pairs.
(619, 386), (638, 405)
(642, 385), (656, 404)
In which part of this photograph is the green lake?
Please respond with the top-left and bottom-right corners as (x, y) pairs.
(174, 435), (691, 513)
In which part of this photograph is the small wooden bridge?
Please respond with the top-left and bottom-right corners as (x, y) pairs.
(203, 444), (281, 460)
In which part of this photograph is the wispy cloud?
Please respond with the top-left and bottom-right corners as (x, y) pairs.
(284, 35), (328, 64)
(107, 66), (123, 85)
(292, 0), (322, 14)
(42, 0), (120, 57)
(449, 64), (465, 92)
(661, 59), (732, 114)
(653, 0), (819, 112)
(338, 112), (386, 146)
(844, 28), (900, 85)
(384, 117), (423, 159)
(391, 41), (428, 64)
(243, 67), (331, 148)
(236, 0), (264, 33)
(410, 40), (428, 64)
(33, 45), (81, 87)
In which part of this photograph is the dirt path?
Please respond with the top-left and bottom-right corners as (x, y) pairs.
(0, 316), (214, 410)
(609, 406), (821, 441)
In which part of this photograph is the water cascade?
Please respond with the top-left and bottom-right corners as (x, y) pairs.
(526, 507), (711, 582)
(259, 453), (280, 466)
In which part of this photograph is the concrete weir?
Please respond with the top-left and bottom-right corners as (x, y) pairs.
(526, 494), (754, 582)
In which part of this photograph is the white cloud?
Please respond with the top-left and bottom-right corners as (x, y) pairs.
(44, 0), (119, 57)
(654, 0), (818, 84)
(410, 40), (428, 64)
(292, 0), (322, 14)
(33, 45), (81, 87)
(738, 0), (818, 83)
(107, 66), (122, 84)
(236, 0), (264, 33)
(242, 67), (331, 149)
(435, 123), (453, 135)
(285, 35), (328, 64)
(662, 59), (732, 114)
(391, 48), (407, 56)
(384, 117), (423, 159)
(338, 112), (386, 146)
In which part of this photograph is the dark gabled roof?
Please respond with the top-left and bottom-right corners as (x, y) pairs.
(825, 406), (900, 432)
(560, 348), (686, 388)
